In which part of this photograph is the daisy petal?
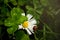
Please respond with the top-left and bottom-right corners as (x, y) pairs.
(29, 18), (37, 25)
(27, 14), (33, 20)
(28, 25), (36, 33)
(25, 28), (32, 35)
(21, 13), (25, 16)
(18, 24), (23, 29)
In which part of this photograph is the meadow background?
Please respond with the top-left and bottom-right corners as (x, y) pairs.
(0, 0), (60, 40)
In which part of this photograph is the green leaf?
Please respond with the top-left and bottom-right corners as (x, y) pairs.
(7, 25), (18, 34)
(4, 18), (15, 27)
(5, 7), (26, 27)
(7, 27), (14, 34)
(21, 34), (30, 40)
(26, 5), (33, 11)
(11, 7), (24, 19)
(15, 30), (30, 40)
(17, 16), (28, 24)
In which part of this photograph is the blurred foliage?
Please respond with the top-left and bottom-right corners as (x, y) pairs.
(0, 0), (60, 40)
(15, 30), (30, 40)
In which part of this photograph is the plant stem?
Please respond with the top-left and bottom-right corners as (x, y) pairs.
(6, 4), (12, 9)
(38, 30), (60, 36)
(45, 24), (53, 32)
(34, 33), (38, 40)
(43, 24), (46, 40)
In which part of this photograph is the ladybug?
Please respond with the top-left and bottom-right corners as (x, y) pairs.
(33, 26), (38, 31)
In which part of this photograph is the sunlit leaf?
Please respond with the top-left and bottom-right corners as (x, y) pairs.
(17, 16), (28, 24)
(11, 7), (24, 19)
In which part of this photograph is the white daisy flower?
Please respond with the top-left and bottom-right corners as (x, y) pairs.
(18, 13), (37, 35)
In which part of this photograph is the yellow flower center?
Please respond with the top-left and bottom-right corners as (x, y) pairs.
(23, 21), (28, 28)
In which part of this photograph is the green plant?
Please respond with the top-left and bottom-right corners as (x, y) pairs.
(0, 0), (60, 40)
